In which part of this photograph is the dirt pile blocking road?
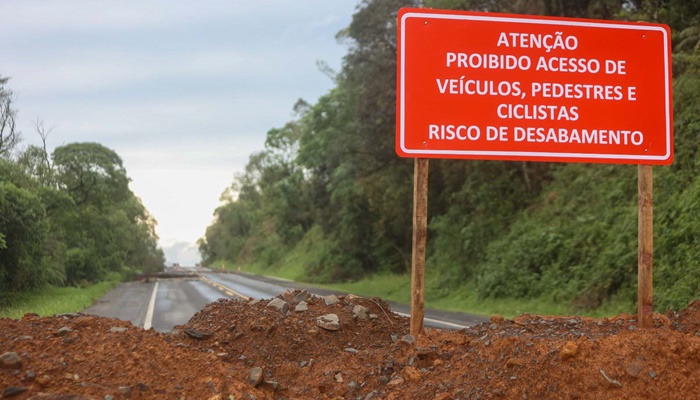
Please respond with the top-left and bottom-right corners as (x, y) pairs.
(1, 292), (699, 399)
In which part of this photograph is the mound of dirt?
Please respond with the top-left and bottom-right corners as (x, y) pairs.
(1, 292), (699, 399)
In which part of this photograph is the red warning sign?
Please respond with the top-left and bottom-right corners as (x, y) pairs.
(396, 8), (673, 165)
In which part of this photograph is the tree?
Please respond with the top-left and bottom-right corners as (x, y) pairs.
(0, 76), (20, 158)
(52, 142), (130, 208)
(0, 181), (49, 290)
(50, 143), (163, 283)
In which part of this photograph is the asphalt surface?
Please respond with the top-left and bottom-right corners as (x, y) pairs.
(149, 278), (234, 332)
(83, 280), (153, 327)
(84, 269), (488, 332)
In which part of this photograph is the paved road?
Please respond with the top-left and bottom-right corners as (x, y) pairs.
(84, 275), (235, 332)
(85, 270), (488, 332)
(149, 277), (234, 331)
(83, 280), (153, 327)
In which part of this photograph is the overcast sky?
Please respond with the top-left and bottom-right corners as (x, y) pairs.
(1, 1), (359, 265)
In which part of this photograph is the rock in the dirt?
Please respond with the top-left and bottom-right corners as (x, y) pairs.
(294, 290), (310, 303)
(109, 327), (128, 333)
(35, 375), (51, 386)
(401, 334), (416, 345)
(324, 295), (339, 306)
(55, 313), (81, 319)
(345, 294), (362, 303)
(364, 391), (378, 400)
(626, 359), (644, 378)
(2, 387), (27, 398)
(387, 376), (405, 385)
(56, 327), (73, 336)
(249, 367), (264, 387)
(267, 298), (289, 314)
(1, 352), (22, 369)
(185, 328), (213, 340)
(353, 305), (368, 320)
(560, 341), (579, 360)
(73, 316), (96, 327)
(317, 314), (340, 331)
(63, 336), (77, 344)
(369, 313), (378, 320)
(295, 301), (308, 312)
(262, 380), (278, 390)
(118, 386), (131, 395)
(402, 366), (422, 382)
(506, 358), (525, 368)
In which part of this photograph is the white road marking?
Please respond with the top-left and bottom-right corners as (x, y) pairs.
(394, 311), (469, 330)
(143, 280), (159, 330)
(200, 275), (249, 300)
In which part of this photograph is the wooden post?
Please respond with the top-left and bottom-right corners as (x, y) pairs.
(411, 158), (429, 336)
(638, 164), (653, 328)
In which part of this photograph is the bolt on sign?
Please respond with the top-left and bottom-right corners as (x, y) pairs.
(396, 8), (673, 165)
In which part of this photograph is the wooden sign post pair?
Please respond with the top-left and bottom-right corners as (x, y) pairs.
(410, 161), (654, 334)
(397, 9), (673, 335)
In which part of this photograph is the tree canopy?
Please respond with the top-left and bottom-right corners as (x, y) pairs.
(0, 127), (164, 291)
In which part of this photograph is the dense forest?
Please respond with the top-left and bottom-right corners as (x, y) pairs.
(200, 0), (700, 312)
(0, 77), (164, 292)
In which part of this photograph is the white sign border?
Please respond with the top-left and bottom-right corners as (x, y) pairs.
(398, 11), (672, 162)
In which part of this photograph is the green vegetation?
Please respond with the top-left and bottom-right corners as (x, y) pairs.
(201, 0), (700, 317)
(329, 274), (634, 318)
(0, 77), (164, 299)
(0, 280), (120, 319)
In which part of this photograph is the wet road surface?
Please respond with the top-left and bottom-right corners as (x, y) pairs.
(85, 270), (487, 332)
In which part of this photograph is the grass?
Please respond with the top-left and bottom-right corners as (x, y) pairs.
(0, 280), (120, 319)
(228, 263), (636, 319)
(232, 255), (307, 282)
(213, 226), (636, 319)
(330, 274), (636, 318)
(318, 273), (572, 318)
(219, 257), (306, 282)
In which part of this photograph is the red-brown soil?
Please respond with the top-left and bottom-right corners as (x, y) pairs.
(1, 291), (699, 399)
